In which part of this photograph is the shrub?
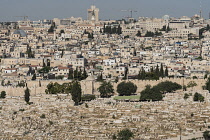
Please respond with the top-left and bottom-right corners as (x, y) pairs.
(193, 92), (204, 102)
(19, 109), (25, 112)
(40, 114), (46, 118)
(0, 91), (6, 98)
(184, 93), (189, 100)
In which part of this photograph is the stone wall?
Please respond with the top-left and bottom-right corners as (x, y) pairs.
(0, 78), (207, 97)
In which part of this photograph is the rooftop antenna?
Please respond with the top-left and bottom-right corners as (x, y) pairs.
(121, 9), (137, 18)
(200, 0), (202, 18)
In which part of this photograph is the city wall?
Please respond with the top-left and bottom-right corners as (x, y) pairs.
(0, 78), (207, 97)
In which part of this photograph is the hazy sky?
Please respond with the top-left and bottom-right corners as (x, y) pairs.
(0, 0), (210, 21)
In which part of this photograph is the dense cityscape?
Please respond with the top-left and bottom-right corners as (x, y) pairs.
(1, 4), (210, 140)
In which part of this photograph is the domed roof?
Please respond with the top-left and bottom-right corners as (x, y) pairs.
(162, 15), (170, 20)
(13, 30), (27, 37)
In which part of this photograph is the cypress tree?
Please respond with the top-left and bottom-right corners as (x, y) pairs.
(74, 67), (79, 80)
(103, 23), (106, 33)
(24, 87), (30, 104)
(141, 67), (146, 80)
(160, 63), (164, 78)
(39, 80), (41, 87)
(155, 64), (160, 80)
(123, 67), (128, 80)
(78, 68), (82, 81)
(138, 69), (142, 80)
(205, 77), (210, 92)
(117, 24), (122, 35)
(150, 66), (154, 73)
(165, 66), (169, 77)
(82, 67), (88, 80)
(68, 69), (74, 79)
(32, 73), (36, 80)
(71, 81), (82, 106)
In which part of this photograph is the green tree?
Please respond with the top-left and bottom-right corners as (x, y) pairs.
(136, 30), (141, 37)
(82, 67), (88, 80)
(122, 67), (128, 80)
(112, 134), (117, 140)
(166, 25), (171, 32)
(38, 66), (51, 74)
(97, 72), (103, 81)
(45, 82), (62, 94)
(155, 31), (162, 36)
(160, 63), (164, 78)
(140, 85), (163, 101)
(26, 46), (34, 58)
(207, 24), (210, 31)
(117, 81), (137, 96)
(203, 130), (210, 140)
(31, 73), (36, 80)
(156, 81), (182, 94)
(117, 24), (122, 35)
(24, 87), (30, 104)
(117, 128), (133, 140)
(68, 69), (74, 79)
(103, 23), (106, 33)
(115, 76), (119, 83)
(160, 25), (167, 31)
(205, 77), (210, 92)
(98, 81), (114, 98)
(73, 67), (80, 80)
(165, 66), (169, 77)
(39, 80), (41, 87)
(145, 31), (155, 37)
(0, 91), (6, 98)
(187, 81), (197, 91)
(60, 29), (65, 34)
(184, 93), (189, 100)
(77, 68), (83, 81)
(17, 80), (26, 87)
(155, 64), (160, 79)
(137, 69), (142, 80)
(183, 85), (187, 91)
(71, 81), (82, 105)
(48, 22), (55, 33)
(1, 79), (4, 86)
(193, 92), (204, 102)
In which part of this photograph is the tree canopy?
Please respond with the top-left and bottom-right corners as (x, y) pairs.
(193, 92), (204, 102)
(24, 87), (30, 104)
(205, 77), (210, 92)
(98, 81), (114, 98)
(155, 81), (182, 94)
(117, 128), (134, 140)
(140, 81), (182, 101)
(140, 85), (163, 101)
(117, 81), (137, 96)
(71, 81), (82, 105)
(0, 91), (6, 98)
